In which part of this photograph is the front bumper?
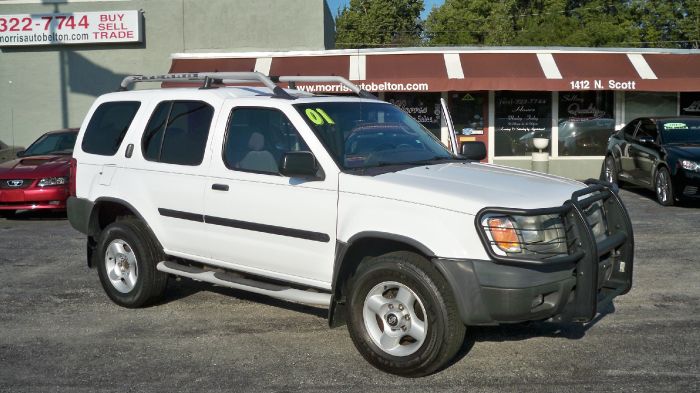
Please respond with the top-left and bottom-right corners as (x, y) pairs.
(0, 185), (69, 210)
(435, 180), (634, 325)
(673, 169), (700, 199)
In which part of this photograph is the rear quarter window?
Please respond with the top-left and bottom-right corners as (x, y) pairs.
(141, 101), (214, 166)
(81, 101), (141, 156)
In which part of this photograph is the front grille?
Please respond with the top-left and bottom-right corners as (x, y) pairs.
(0, 179), (33, 189)
(475, 180), (634, 322)
(582, 198), (607, 242)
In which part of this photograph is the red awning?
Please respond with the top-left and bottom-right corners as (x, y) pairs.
(456, 53), (546, 91)
(168, 50), (700, 93)
(269, 55), (349, 77)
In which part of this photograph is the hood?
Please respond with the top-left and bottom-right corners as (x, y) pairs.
(0, 155), (71, 179)
(340, 162), (585, 215)
(664, 144), (700, 160)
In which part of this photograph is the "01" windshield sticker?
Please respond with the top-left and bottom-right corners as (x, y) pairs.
(305, 108), (335, 125)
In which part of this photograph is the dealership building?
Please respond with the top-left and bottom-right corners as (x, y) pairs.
(2, 0), (699, 179)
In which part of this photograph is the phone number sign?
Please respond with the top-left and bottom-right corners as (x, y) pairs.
(0, 10), (142, 47)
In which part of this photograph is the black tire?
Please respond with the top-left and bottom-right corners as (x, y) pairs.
(602, 155), (618, 186)
(654, 166), (674, 206)
(346, 251), (466, 377)
(95, 218), (168, 308)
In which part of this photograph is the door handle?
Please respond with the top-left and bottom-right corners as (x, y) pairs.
(211, 183), (229, 191)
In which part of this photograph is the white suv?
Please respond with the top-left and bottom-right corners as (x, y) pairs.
(68, 72), (634, 376)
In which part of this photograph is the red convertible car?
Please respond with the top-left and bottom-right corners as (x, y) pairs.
(0, 129), (78, 215)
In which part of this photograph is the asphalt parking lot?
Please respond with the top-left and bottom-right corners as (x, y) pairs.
(0, 188), (699, 393)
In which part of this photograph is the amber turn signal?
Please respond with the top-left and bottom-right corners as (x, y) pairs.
(487, 217), (521, 253)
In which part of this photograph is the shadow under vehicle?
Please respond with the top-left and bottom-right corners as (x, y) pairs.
(602, 117), (700, 206)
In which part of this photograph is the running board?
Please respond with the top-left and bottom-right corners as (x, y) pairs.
(156, 261), (331, 307)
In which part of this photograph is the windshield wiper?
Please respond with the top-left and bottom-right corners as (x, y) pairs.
(402, 156), (458, 165)
(363, 156), (455, 168)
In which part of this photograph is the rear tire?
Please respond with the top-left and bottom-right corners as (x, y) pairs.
(95, 218), (168, 307)
(346, 251), (465, 377)
(655, 167), (674, 206)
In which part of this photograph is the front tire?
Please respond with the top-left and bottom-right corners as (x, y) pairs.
(95, 218), (168, 307)
(655, 166), (674, 206)
(346, 251), (465, 377)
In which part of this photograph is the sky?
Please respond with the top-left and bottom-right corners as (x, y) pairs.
(326, 0), (444, 20)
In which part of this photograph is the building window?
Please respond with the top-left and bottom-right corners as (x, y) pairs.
(680, 92), (700, 116)
(448, 92), (487, 135)
(624, 92), (677, 123)
(558, 91), (614, 156)
(141, 101), (214, 166)
(494, 91), (551, 156)
(385, 93), (442, 137)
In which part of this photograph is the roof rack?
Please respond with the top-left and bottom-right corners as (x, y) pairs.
(119, 72), (294, 99)
(118, 72), (376, 100)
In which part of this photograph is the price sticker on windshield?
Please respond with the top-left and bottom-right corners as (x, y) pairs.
(305, 108), (335, 125)
(664, 123), (689, 130)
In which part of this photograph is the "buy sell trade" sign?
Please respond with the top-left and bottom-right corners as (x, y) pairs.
(0, 10), (142, 47)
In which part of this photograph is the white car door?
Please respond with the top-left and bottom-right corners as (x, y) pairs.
(202, 101), (338, 288)
(116, 97), (218, 259)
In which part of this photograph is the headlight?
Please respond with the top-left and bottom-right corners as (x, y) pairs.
(37, 176), (68, 187)
(680, 160), (700, 172)
(482, 214), (568, 257)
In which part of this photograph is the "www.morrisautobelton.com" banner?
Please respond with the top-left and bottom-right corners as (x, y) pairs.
(296, 81), (429, 93)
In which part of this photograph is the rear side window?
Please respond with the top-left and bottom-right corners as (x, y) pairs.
(142, 101), (214, 166)
(82, 101), (141, 156)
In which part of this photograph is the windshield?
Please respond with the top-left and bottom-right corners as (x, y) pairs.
(659, 119), (700, 144)
(294, 101), (453, 170)
(23, 132), (77, 156)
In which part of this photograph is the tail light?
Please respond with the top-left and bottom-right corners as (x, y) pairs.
(68, 157), (77, 197)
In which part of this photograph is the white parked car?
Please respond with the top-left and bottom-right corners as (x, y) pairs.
(68, 73), (634, 376)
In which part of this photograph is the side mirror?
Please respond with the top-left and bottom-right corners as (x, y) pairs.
(16, 150), (25, 157)
(280, 151), (323, 179)
(460, 141), (486, 161)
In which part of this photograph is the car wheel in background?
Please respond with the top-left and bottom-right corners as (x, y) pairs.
(346, 251), (465, 377)
(655, 167), (674, 206)
(95, 218), (168, 307)
(602, 155), (618, 186)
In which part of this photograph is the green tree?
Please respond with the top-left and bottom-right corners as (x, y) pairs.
(566, 0), (640, 47)
(510, 0), (580, 46)
(512, 0), (638, 47)
(424, 0), (507, 45)
(630, 0), (699, 48)
(424, 0), (695, 48)
(335, 0), (424, 48)
(680, 0), (700, 48)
